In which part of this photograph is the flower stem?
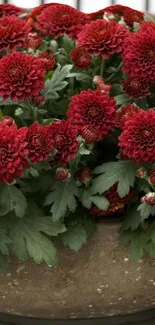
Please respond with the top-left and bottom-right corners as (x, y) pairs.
(106, 62), (123, 82)
(100, 59), (105, 77)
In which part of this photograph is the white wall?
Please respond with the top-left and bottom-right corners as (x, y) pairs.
(2, 0), (155, 13)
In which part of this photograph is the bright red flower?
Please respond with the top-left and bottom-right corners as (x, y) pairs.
(123, 8), (144, 28)
(122, 28), (155, 83)
(49, 120), (79, 166)
(36, 4), (89, 39)
(122, 77), (150, 99)
(67, 89), (116, 143)
(0, 52), (45, 102)
(119, 109), (155, 163)
(89, 184), (132, 217)
(70, 47), (91, 70)
(27, 3), (60, 21)
(27, 122), (54, 164)
(27, 32), (43, 50)
(0, 4), (24, 17)
(116, 104), (139, 129)
(0, 124), (28, 184)
(78, 19), (128, 59)
(0, 16), (31, 52)
(38, 52), (56, 72)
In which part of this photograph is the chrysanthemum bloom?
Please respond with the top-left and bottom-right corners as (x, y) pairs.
(49, 120), (79, 166)
(149, 170), (155, 184)
(67, 89), (116, 143)
(122, 28), (155, 83)
(89, 184), (133, 217)
(116, 103), (139, 129)
(119, 109), (155, 163)
(123, 8), (144, 28)
(122, 77), (150, 99)
(0, 124), (28, 184)
(78, 19), (128, 59)
(36, 4), (89, 39)
(70, 47), (91, 70)
(27, 122), (54, 164)
(140, 21), (155, 32)
(0, 16), (31, 52)
(38, 52), (56, 72)
(27, 32), (42, 50)
(0, 52), (45, 102)
(27, 3), (60, 22)
(0, 4), (24, 17)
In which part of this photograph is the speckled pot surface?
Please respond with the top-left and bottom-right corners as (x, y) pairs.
(0, 222), (155, 320)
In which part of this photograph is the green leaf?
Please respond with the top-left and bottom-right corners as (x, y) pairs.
(144, 14), (155, 22)
(137, 202), (155, 221)
(0, 253), (8, 273)
(83, 214), (96, 239)
(62, 224), (87, 252)
(44, 178), (79, 221)
(133, 22), (140, 32)
(44, 64), (73, 99)
(115, 94), (131, 105)
(119, 230), (132, 245)
(145, 241), (155, 257)
(91, 160), (137, 198)
(129, 231), (147, 261)
(122, 205), (142, 231)
(0, 230), (11, 256)
(10, 204), (63, 266)
(67, 72), (92, 83)
(0, 184), (27, 218)
(62, 35), (75, 53)
(90, 195), (109, 211)
(80, 189), (92, 209)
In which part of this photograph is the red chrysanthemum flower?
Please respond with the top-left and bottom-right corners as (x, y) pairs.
(78, 19), (128, 59)
(27, 3), (60, 22)
(123, 8), (144, 28)
(140, 21), (155, 32)
(70, 47), (91, 70)
(0, 52), (45, 102)
(49, 120), (79, 166)
(32, 95), (45, 105)
(119, 109), (155, 163)
(0, 4), (24, 17)
(27, 122), (54, 164)
(116, 104), (139, 129)
(122, 28), (155, 83)
(103, 4), (126, 17)
(0, 124), (28, 184)
(38, 52), (56, 72)
(67, 89), (116, 143)
(122, 77), (150, 99)
(36, 4), (89, 39)
(0, 16), (31, 52)
(27, 32), (43, 50)
(89, 184), (132, 217)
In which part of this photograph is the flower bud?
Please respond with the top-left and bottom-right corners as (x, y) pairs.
(136, 167), (147, 179)
(55, 168), (71, 181)
(93, 76), (112, 93)
(0, 116), (14, 126)
(76, 167), (93, 187)
(149, 169), (155, 185)
(141, 193), (155, 206)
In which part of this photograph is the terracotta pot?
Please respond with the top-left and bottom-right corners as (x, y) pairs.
(0, 222), (155, 320)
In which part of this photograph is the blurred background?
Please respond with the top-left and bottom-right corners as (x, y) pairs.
(0, 0), (155, 13)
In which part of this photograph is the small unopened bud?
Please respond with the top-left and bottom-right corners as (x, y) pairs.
(136, 167), (147, 179)
(15, 108), (23, 116)
(0, 116), (14, 126)
(93, 76), (112, 93)
(141, 192), (155, 206)
(76, 167), (93, 188)
(149, 169), (155, 185)
(55, 168), (71, 181)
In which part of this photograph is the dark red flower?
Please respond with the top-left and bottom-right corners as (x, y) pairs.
(36, 4), (89, 39)
(70, 47), (91, 70)
(67, 89), (116, 143)
(122, 77), (150, 99)
(103, 5), (126, 17)
(0, 116), (14, 126)
(32, 95), (45, 105)
(78, 19), (128, 59)
(123, 8), (144, 28)
(27, 3), (60, 22)
(27, 32), (43, 50)
(0, 52), (45, 102)
(89, 183), (132, 217)
(38, 52), (56, 72)
(0, 16), (31, 52)
(149, 169), (155, 184)
(0, 4), (24, 17)
(49, 120), (79, 166)
(119, 109), (155, 163)
(141, 193), (155, 206)
(27, 122), (54, 164)
(55, 167), (71, 181)
(75, 167), (93, 187)
(122, 28), (155, 83)
(116, 104), (139, 129)
(0, 124), (28, 184)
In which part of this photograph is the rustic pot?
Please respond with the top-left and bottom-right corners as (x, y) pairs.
(0, 222), (155, 321)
